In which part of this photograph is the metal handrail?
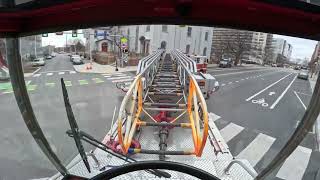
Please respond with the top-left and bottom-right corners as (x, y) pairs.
(224, 159), (258, 178)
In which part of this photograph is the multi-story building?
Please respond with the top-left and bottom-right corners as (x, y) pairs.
(249, 32), (268, 63)
(211, 28), (269, 64)
(119, 25), (213, 58)
(211, 28), (253, 62)
(271, 38), (292, 63)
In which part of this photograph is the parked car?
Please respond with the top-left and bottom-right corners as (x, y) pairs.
(45, 55), (52, 59)
(297, 69), (309, 80)
(70, 55), (81, 61)
(72, 56), (84, 65)
(30, 58), (45, 66)
(219, 58), (232, 68)
(51, 53), (56, 57)
(271, 63), (277, 67)
(294, 65), (301, 70)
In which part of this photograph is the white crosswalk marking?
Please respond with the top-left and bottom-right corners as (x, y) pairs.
(112, 78), (133, 83)
(107, 76), (132, 80)
(220, 123), (244, 143)
(70, 71), (76, 74)
(113, 73), (128, 77)
(237, 133), (275, 166)
(47, 73), (53, 76)
(104, 75), (111, 78)
(33, 74), (41, 77)
(276, 146), (312, 180)
(59, 72), (65, 75)
(209, 112), (221, 121)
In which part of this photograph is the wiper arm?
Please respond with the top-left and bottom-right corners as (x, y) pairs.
(61, 78), (91, 173)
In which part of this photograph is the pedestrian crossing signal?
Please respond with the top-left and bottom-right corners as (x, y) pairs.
(72, 30), (77, 37)
(42, 34), (48, 37)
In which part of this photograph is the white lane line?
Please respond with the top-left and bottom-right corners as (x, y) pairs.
(294, 91), (307, 110)
(70, 71), (76, 74)
(33, 74), (41, 77)
(228, 82), (233, 84)
(246, 77), (249, 79)
(295, 91), (312, 97)
(276, 146), (312, 180)
(246, 73), (292, 102)
(221, 83), (226, 86)
(270, 75), (297, 109)
(209, 112), (221, 121)
(235, 81), (239, 83)
(212, 69), (271, 77)
(112, 78), (133, 83)
(113, 74), (128, 77)
(220, 123), (244, 143)
(104, 75), (111, 78)
(58, 72), (65, 75)
(47, 73), (53, 76)
(107, 76), (132, 80)
(241, 79), (245, 81)
(237, 133), (275, 166)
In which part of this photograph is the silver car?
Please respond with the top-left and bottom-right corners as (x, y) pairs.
(30, 58), (45, 66)
(297, 69), (309, 80)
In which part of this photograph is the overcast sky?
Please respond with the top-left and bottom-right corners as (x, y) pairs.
(42, 31), (86, 47)
(273, 34), (317, 60)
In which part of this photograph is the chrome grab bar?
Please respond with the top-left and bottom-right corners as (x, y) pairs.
(224, 158), (258, 178)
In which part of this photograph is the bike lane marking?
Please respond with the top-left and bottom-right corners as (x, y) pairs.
(246, 73), (292, 102)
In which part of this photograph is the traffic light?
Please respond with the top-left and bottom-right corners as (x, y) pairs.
(42, 34), (48, 37)
(94, 30), (97, 38)
(72, 30), (77, 37)
(104, 31), (108, 39)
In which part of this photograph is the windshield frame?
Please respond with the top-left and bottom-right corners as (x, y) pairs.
(2, 1), (320, 179)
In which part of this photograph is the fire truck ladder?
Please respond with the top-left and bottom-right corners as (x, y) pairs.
(117, 49), (209, 160)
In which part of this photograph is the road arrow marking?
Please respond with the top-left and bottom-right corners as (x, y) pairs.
(269, 92), (276, 96)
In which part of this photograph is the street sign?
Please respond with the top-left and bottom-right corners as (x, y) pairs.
(120, 37), (128, 44)
(72, 30), (77, 37)
(56, 32), (63, 35)
(42, 34), (48, 37)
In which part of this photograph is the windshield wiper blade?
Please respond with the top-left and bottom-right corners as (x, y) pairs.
(61, 78), (91, 173)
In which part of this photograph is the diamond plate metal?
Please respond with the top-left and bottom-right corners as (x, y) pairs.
(49, 114), (255, 180)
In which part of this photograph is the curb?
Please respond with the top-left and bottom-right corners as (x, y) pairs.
(309, 76), (320, 152)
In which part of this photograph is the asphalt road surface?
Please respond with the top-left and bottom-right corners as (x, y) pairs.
(0, 57), (318, 180)
(207, 65), (318, 180)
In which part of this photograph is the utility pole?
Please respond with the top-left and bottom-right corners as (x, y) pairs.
(34, 36), (37, 58)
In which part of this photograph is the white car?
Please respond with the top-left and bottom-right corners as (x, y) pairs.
(72, 56), (84, 65)
(30, 58), (45, 66)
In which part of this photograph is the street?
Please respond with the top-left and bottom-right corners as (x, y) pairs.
(0, 55), (318, 180)
(207, 65), (318, 180)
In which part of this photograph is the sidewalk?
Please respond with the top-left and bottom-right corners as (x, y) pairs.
(73, 62), (137, 74)
(309, 74), (320, 151)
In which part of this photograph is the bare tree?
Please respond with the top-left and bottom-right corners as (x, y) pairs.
(262, 47), (274, 65)
(213, 41), (228, 62)
(227, 32), (251, 66)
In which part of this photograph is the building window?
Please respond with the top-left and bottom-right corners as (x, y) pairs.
(162, 25), (168, 33)
(205, 32), (209, 41)
(146, 25), (150, 32)
(187, 27), (192, 37)
(203, 47), (207, 56)
(186, 44), (190, 54)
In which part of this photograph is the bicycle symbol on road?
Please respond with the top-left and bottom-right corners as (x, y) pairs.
(251, 98), (269, 107)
